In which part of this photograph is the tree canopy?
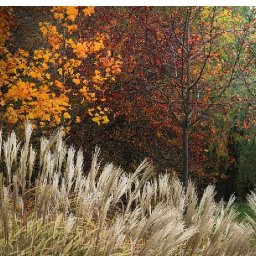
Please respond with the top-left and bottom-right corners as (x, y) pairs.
(1, 6), (256, 197)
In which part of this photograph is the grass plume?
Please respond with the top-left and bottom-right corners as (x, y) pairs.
(0, 123), (255, 255)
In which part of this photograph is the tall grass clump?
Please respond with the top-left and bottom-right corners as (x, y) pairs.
(0, 123), (255, 255)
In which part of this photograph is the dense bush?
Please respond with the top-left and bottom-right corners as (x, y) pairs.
(0, 123), (255, 255)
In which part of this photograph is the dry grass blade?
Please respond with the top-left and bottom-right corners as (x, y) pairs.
(0, 123), (255, 256)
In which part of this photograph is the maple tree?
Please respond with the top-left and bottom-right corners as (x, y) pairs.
(89, 7), (256, 189)
(0, 6), (122, 130)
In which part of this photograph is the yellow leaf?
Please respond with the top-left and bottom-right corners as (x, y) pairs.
(75, 116), (81, 123)
(72, 78), (80, 85)
(83, 6), (95, 17)
(41, 62), (48, 69)
(55, 13), (64, 20)
(67, 24), (77, 33)
(55, 116), (61, 124)
(102, 115), (109, 124)
(64, 112), (71, 119)
(18, 49), (29, 57)
(88, 107), (95, 116)
(29, 71), (38, 79)
(92, 116), (101, 125)
(66, 7), (78, 21)
(58, 68), (63, 75)
(55, 80), (65, 90)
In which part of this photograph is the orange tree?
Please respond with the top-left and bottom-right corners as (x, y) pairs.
(0, 6), (122, 131)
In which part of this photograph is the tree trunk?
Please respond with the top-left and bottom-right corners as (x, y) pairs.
(182, 126), (189, 190)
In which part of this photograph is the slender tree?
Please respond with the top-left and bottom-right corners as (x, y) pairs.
(99, 7), (256, 189)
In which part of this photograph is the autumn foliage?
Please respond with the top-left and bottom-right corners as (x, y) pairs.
(0, 6), (122, 129)
(1, 6), (256, 196)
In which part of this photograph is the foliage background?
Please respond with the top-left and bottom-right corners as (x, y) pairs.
(1, 6), (256, 199)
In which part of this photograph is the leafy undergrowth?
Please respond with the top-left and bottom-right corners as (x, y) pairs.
(0, 123), (256, 255)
